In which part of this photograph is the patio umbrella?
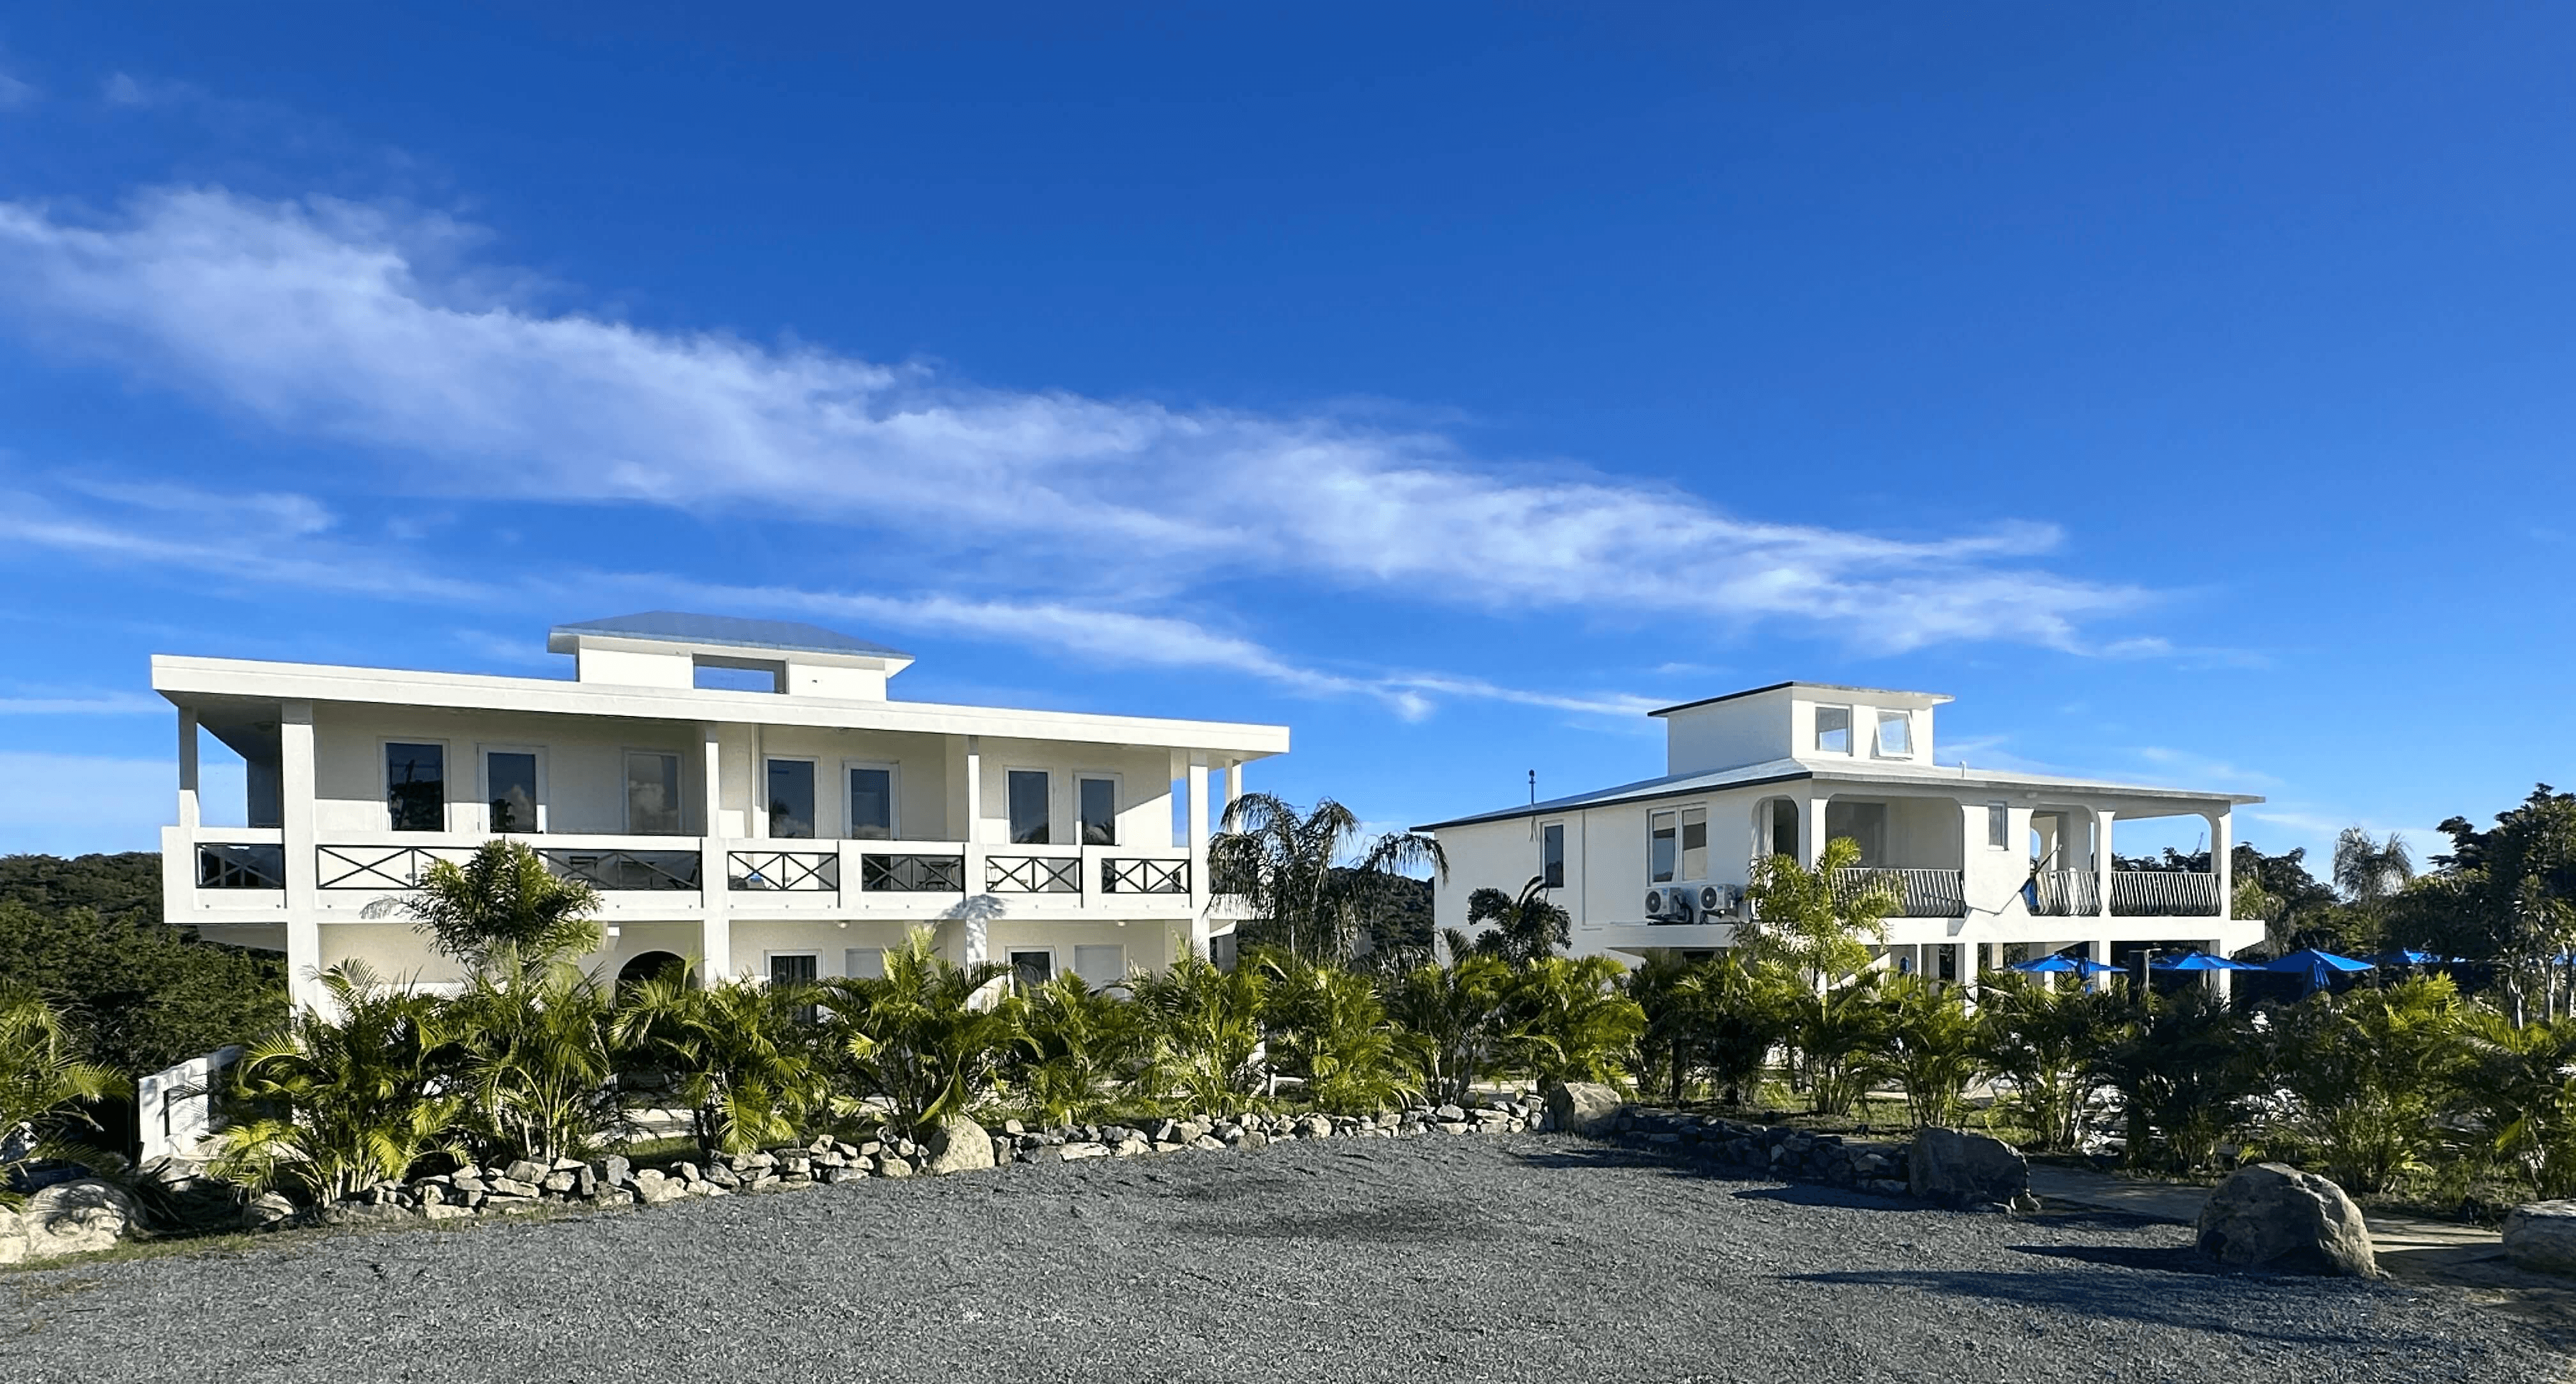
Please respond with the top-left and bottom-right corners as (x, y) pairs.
(2377, 948), (2441, 966)
(2264, 947), (2374, 994)
(2149, 950), (2258, 971)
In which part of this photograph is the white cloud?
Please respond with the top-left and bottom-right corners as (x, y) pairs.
(0, 691), (166, 715)
(0, 72), (36, 110)
(0, 187), (2155, 654)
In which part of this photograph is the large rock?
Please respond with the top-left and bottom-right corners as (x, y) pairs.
(2504, 1201), (2576, 1275)
(1908, 1128), (2030, 1209)
(0, 1205), (23, 1265)
(2195, 1163), (2377, 1277)
(922, 1114), (998, 1176)
(1544, 1082), (1625, 1137)
(20, 1179), (142, 1259)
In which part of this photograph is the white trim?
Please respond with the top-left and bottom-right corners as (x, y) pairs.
(1873, 708), (1915, 759)
(1648, 807), (1678, 885)
(1813, 704), (1855, 755)
(380, 736), (453, 833)
(842, 759), (901, 842)
(476, 743), (549, 834)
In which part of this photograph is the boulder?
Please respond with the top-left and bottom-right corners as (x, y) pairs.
(922, 1114), (999, 1176)
(502, 1159), (547, 1185)
(2195, 1163), (2377, 1277)
(1543, 1083), (1625, 1137)
(878, 1155), (915, 1179)
(2504, 1201), (2576, 1275)
(0, 1206), (22, 1266)
(1908, 1127), (2029, 1209)
(21, 1179), (141, 1259)
(237, 1192), (295, 1229)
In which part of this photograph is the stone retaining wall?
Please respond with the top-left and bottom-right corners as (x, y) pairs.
(1601, 1106), (1914, 1196)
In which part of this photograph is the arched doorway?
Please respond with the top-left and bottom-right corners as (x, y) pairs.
(616, 950), (688, 994)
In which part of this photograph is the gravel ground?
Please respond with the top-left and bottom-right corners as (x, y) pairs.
(1, 1136), (2561, 1384)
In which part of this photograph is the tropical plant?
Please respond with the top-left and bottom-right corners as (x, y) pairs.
(208, 963), (462, 1203)
(403, 839), (604, 972)
(444, 960), (624, 1166)
(2460, 1008), (2576, 1199)
(613, 968), (826, 1157)
(2333, 827), (2414, 905)
(1256, 950), (1418, 1114)
(1882, 974), (1982, 1130)
(1460, 876), (1570, 968)
(824, 931), (1019, 1134)
(1975, 976), (2129, 1150)
(1009, 971), (1157, 1127)
(1380, 953), (1512, 1106)
(1740, 837), (1897, 991)
(0, 987), (128, 1198)
(1790, 973), (1892, 1118)
(1132, 950), (1269, 1115)
(1493, 955), (1647, 1092)
(2096, 987), (2261, 1173)
(2265, 974), (2469, 1194)
(1210, 793), (1446, 961)
(1629, 955), (1715, 1104)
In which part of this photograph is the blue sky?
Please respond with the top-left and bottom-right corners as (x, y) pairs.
(0, 4), (2565, 868)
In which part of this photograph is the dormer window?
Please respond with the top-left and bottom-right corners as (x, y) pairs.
(1875, 710), (1912, 758)
(1814, 706), (1852, 754)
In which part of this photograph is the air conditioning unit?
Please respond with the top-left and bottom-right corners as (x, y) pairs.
(1697, 884), (1738, 917)
(1643, 887), (1694, 924)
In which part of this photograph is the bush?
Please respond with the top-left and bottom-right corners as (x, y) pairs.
(1008, 971), (1156, 1127)
(1975, 977), (2129, 1150)
(0, 985), (128, 1194)
(1133, 952), (1269, 1116)
(1791, 975), (1892, 1118)
(1256, 950), (1417, 1114)
(210, 963), (462, 1203)
(1494, 955), (1646, 1092)
(2266, 975), (2469, 1194)
(612, 967), (827, 1157)
(445, 961), (624, 1166)
(1883, 975), (1982, 1130)
(2462, 1009), (2576, 1199)
(1380, 954), (1510, 1106)
(2097, 988), (2261, 1174)
(823, 931), (1018, 1134)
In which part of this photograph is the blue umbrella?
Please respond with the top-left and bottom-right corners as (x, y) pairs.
(2149, 950), (2258, 971)
(2377, 948), (2441, 966)
(2265, 947), (2373, 994)
(2008, 953), (2121, 975)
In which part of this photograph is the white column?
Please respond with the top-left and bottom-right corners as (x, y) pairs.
(279, 701), (320, 1010)
(176, 708), (201, 830)
(2211, 938), (2235, 1004)
(698, 724), (730, 982)
(1801, 793), (1828, 869)
(960, 735), (986, 966)
(1223, 759), (1243, 830)
(2092, 808), (2115, 920)
(1187, 753), (1211, 958)
(2209, 808), (2234, 927)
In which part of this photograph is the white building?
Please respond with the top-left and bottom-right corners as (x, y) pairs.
(157, 612), (1287, 1009)
(1418, 681), (2264, 982)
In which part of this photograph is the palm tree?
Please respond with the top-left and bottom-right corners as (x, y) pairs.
(404, 839), (603, 972)
(1255, 950), (1418, 1114)
(1009, 972), (1157, 1127)
(821, 930), (1018, 1134)
(1132, 951), (1270, 1115)
(0, 987), (128, 1195)
(1740, 836), (1898, 992)
(1211, 793), (1446, 961)
(1461, 876), (1570, 968)
(1380, 952), (1512, 1106)
(2332, 827), (2414, 906)
(445, 960), (623, 1166)
(209, 962), (463, 1203)
(612, 967), (825, 1157)
(1493, 955), (1647, 1093)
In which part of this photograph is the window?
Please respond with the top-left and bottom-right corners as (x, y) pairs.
(1987, 802), (2011, 849)
(848, 765), (895, 840)
(1008, 770), (1051, 845)
(1073, 944), (1125, 989)
(1649, 810), (1678, 883)
(769, 952), (819, 1023)
(1768, 799), (1800, 860)
(1009, 949), (1054, 989)
(386, 743), (445, 832)
(766, 759), (816, 839)
(843, 947), (885, 980)
(1078, 775), (1118, 847)
(1814, 706), (1852, 754)
(486, 750), (540, 833)
(625, 752), (684, 835)
(1541, 823), (1566, 889)
(1680, 807), (1708, 881)
(1876, 710), (1912, 757)
(1825, 800), (1888, 866)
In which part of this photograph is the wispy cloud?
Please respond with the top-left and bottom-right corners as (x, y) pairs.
(2133, 745), (2281, 789)
(0, 187), (2159, 655)
(0, 71), (36, 110)
(0, 691), (166, 715)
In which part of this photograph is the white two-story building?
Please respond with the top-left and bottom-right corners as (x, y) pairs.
(1419, 681), (2264, 983)
(157, 612), (1287, 1010)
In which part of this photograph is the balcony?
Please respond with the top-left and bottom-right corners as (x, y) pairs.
(2108, 869), (2219, 917)
(1830, 867), (1966, 918)
(2028, 869), (2099, 916)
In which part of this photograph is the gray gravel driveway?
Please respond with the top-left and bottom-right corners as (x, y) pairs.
(1, 1135), (2559, 1383)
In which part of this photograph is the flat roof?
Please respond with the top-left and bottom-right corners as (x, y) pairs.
(1649, 681), (1954, 718)
(548, 611), (910, 660)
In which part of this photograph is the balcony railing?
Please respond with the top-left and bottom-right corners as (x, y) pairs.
(857, 853), (966, 893)
(727, 849), (839, 892)
(2109, 870), (2219, 917)
(987, 854), (1081, 894)
(540, 848), (700, 892)
(2028, 869), (2101, 916)
(317, 843), (473, 890)
(1103, 856), (1190, 895)
(1831, 867), (1966, 918)
(198, 842), (285, 890)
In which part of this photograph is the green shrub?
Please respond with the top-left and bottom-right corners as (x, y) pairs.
(2266, 975), (2469, 1194)
(1791, 975), (1892, 1118)
(1256, 949), (1418, 1114)
(2096, 987), (2261, 1173)
(1883, 974), (1982, 1130)
(1494, 955), (1646, 1092)
(819, 931), (1018, 1135)
(613, 966), (826, 1157)
(2462, 1009), (2576, 1199)
(0, 985), (128, 1197)
(210, 963), (462, 1203)
(1380, 954), (1510, 1106)
(1976, 977), (2129, 1150)
(445, 960), (624, 1166)
(1008, 971), (1156, 1127)
(1133, 951), (1269, 1116)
